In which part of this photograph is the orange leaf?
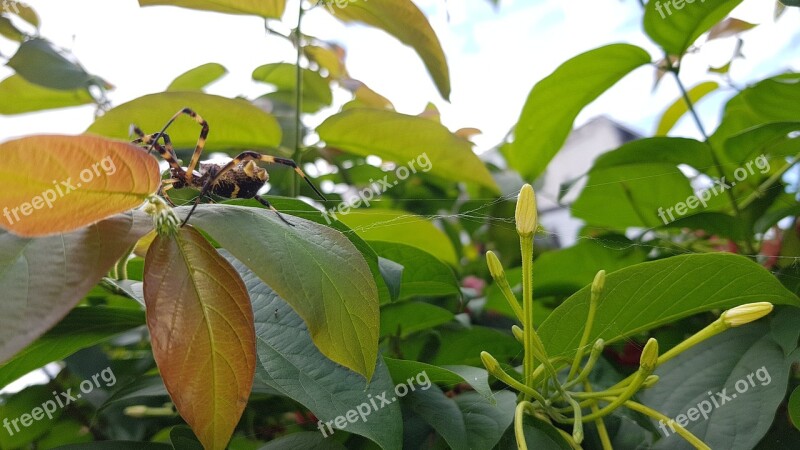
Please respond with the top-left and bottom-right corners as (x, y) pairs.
(0, 135), (160, 237)
(144, 226), (255, 450)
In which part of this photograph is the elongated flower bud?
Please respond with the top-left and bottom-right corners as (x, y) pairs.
(591, 270), (606, 297)
(639, 338), (659, 373)
(643, 375), (660, 388)
(721, 302), (774, 327)
(515, 184), (537, 237)
(512, 325), (524, 344)
(486, 251), (506, 282)
(480, 351), (501, 374)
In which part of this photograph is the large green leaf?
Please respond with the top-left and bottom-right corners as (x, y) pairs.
(407, 387), (515, 450)
(504, 44), (651, 180)
(226, 253), (401, 450)
(138, 0), (286, 18)
(538, 253), (800, 361)
(318, 109), (497, 192)
(641, 311), (798, 449)
(87, 92), (281, 151)
(0, 212), (152, 363)
(401, 325), (520, 366)
(325, 0), (450, 99)
(186, 205), (380, 380)
(370, 241), (460, 299)
(334, 209), (458, 266)
(0, 307), (144, 389)
(656, 81), (719, 135)
(384, 358), (494, 401)
(258, 432), (346, 450)
(0, 75), (93, 115)
(166, 62), (227, 91)
(0, 386), (64, 448)
(380, 301), (454, 338)
(591, 137), (714, 173)
(643, 0), (744, 56)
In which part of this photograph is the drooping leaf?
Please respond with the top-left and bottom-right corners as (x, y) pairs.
(258, 432), (347, 450)
(0, 212), (151, 363)
(6, 1), (39, 28)
(378, 256), (404, 302)
(144, 225), (256, 450)
(538, 253), (800, 361)
(332, 209), (458, 266)
(505, 44), (651, 180)
(167, 62), (228, 91)
(325, 0), (450, 99)
(226, 253), (402, 450)
(7, 38), (106, 90)
(318, 109), (498, 192)
(370, 241), (460, 299)
(87, 92), (282, 151)
(0, 135), (160, 237)
(186, 205), (380, 380)
(656, 81), (719, 135)
(0, 307), (145, 389)
(707, 18), (757, 40)
(407, 386), (515, 450)
(0, 74), (94, 115)
(641, 313), (795, 449)
(643, 0), (744, 55)
(138, 0), (286, 18)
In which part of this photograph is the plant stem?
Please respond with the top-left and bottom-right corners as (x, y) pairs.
(621, 400), (710, 450)
(292, 1), (305, 197)
(585, 381), (613, 450)
(521, 235), (535, 392)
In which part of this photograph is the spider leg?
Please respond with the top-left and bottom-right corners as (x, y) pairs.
(160, 179), (179, 207)
(149, 108), (209, 183)
(255, 195), (294, 227)
(130, 126), (185, 175)
(205, 151), (327, 201)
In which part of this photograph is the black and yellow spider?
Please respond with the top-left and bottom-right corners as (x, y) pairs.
(132, 108), (326, 226)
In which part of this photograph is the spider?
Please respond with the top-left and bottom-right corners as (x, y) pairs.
(131, 108), (326, 226)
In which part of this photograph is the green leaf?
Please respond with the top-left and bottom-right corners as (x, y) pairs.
(495, 414), (572, 450)
(101, 376), (168, 408)
(333, 209), (458, 266)
(0, 307), (144, 389)
(370, 241), (460, 299)
(591, 137), (715, 172)
(53, 443), (172, 450)
(0, 386), (64, 448)
(641, 314), (795, 449)
(7, 38), (105, 90)
(401, 325), (520, 366)
(790, 386), (800, 431)
(325, 0), (450, 99)
(711, 73), (800, 148)
(505, 44), (651, 180)
(384, 357), (494, 401)
(87, 92), (282, 151)
(656, 81), (719, 135)
(226, 253), (401, 450)
(144, 226), (256, 450)
(538, 253), (800, 361)
(187, 205), (380, 381)
(253, 63), (333, 112)
(0, 16), (24, 42)
(0, 212), (152, 363)
(724, 122), (800, 165)
(0, 74), (93, 115)
(258, 432), (347, 450)
(166, 62), (227, 91)
(318, 109), (498, 192)
(170, 426), (204, 450)
(659, 212), (747, 241)
(643, 0), (744, 55)
(378, 256), (404, 302)
(407, 387), (515, 450)
(138, 0), (286, 18)
(380, 301), (454, 338)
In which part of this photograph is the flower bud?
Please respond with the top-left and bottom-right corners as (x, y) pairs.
(639, 338), (659, 373)
(512, 325), (524, 344)
(480, 351), (501, 374)
(721, 302), (774, 327)
(515, 184), (538, 237)
(124, 406), (148, 417)
(591, 270), (606, 298)
(643, 375), (660, 388)
(486, 251), (506, 282)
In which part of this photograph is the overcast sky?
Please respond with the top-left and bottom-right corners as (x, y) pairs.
(0, 0), (798, 152)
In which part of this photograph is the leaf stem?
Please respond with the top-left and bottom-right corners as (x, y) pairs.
(292, 1), (305, 197)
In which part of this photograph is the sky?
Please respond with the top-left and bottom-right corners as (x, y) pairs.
(0, 0), (798, 153)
